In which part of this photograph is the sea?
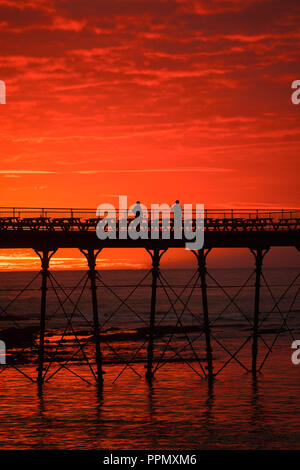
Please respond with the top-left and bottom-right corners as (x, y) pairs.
(0, 267), (299, 450)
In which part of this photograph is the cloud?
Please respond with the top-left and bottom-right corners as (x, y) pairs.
(75, 167), (233, 174)
(0, 0), (299, 213)
(0, 251), (145, 271)
(8, 185), (48, 191)
(0, 170), (55, 174)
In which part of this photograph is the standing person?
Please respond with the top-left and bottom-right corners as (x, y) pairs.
(130, 200), (148, 238)
(132, 200), (142, 218)
(172, 200), (182, 222)
(171, 200), (183, 239)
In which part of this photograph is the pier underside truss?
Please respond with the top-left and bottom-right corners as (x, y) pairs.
(0, 246), (299, 388)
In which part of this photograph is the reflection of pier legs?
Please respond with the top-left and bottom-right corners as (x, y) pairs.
(35, 249), (57, 386)
(250, 247), (269, 375)
(145, 249), (167, 381)
(80, 249), (103, 389)
(193, 249), (214, 381)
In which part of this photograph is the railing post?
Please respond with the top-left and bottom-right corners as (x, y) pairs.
(35, 249), (56, 386)
(250, 247), (269, 375)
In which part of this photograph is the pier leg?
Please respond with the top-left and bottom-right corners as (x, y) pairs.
(81, 249), (103, 388)
(35, 249), (56, 386)
(145, 249), (165, 381)
(194, 249), (214, 381)
(250, 248), (269, 375)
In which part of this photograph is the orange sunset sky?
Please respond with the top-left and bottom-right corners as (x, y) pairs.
(0, 0), (299, 270)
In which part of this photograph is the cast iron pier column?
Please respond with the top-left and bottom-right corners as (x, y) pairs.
(35, 249), (57, 386)
(193, 249), (214, 381)
(250, 247), (269, 375)
(80, 249), (103, 388)
(145, 249), (166, 381)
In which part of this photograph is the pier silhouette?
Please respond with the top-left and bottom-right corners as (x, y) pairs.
(0, 207), (299, 388)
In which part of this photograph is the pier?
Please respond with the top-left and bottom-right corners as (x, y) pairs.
(0, 207), (299, 388)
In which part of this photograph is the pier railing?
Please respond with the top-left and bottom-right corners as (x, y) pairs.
(0, 207), (300, 233)
(0, 207), (299, 233)
(0, 206), (299, 220)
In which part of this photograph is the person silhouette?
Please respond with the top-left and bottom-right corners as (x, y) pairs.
(171, 200), (183, 238)
(129, 201), (148, 238)
(172, 200), (182, 222)
(132, 200), (142, 218)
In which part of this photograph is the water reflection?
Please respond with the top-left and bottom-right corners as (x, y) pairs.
(202, 379), (215, 426)
(0, 353), (298, 450)
(251, 375), (262, 425)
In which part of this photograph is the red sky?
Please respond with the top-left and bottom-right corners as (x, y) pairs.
(0, 0), (299, 270)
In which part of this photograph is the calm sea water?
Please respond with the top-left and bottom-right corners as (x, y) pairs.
(0, 268), (299, 449)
